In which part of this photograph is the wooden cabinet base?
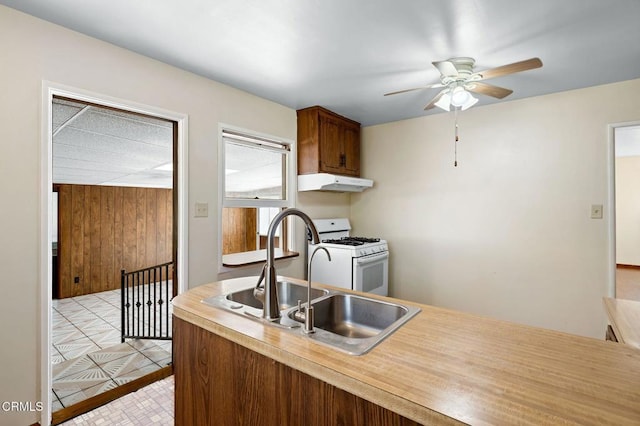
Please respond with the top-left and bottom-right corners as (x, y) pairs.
(173, 317), (420, 426)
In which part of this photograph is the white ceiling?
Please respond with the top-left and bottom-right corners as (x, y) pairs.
(53, 98), (174, 188)
(3, 0), (640, 127)
(6, 0), (640, 183)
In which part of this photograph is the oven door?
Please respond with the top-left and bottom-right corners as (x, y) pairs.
(352, 251), (389, 296)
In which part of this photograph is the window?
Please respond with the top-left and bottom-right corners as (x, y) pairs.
(219, 127), (296, 267)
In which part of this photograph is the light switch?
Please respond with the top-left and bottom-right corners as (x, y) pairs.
(590, 204), (603, 219)
(195, 202), (208, 218)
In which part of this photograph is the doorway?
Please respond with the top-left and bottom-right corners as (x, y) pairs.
(613, 124), (640, 302)
(41, 83), (188, 425)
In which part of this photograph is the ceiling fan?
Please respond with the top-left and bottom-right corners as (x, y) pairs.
(384, 57), (543, 111)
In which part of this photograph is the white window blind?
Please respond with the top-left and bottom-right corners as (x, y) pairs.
(222, 129), (291, 208)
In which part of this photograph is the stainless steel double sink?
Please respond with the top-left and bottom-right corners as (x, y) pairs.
(202, 279), (420, 355)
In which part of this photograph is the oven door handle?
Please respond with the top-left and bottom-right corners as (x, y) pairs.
(355, 251), (389, 265)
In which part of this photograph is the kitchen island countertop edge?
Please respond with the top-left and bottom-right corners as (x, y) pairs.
(172, 276), (640, 425)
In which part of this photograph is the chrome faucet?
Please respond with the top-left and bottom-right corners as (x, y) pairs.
(254, 208), (320, 321)
(296, 246), (331, 333)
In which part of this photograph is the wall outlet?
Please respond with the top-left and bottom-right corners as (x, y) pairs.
(590, 204), (603, 219)
(195, 202), (208, 218)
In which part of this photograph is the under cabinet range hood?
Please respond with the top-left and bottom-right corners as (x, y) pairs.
(297, 173), (374, 192)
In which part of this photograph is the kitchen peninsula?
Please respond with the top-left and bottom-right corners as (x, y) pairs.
(172, 277), (640, 425)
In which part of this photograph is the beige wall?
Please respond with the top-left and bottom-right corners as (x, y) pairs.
(615, 156), (640, 265)
(352, 78), (640, 339)
(0, 6), (348, 424)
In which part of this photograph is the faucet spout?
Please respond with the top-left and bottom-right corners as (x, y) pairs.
(296, 245), (331, 333)
(261, 208), (320, 321)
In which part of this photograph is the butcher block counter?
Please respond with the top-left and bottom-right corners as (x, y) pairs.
(603, 297), (640, 350)
(172, 277), (640, 425)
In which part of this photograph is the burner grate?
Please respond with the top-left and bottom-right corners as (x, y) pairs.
(322, 236), (381, 246)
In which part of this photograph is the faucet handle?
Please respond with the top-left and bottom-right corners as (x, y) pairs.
(295, 299), (314, 333)
(303, 306), (314, 334)
(255, 264), (266, 289)
(293, 300), (306, 323)
(253, 264), (267, 303)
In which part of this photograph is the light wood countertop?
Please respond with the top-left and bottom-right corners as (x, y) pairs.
(604, 297), (640, 350)
(172, 277), (640, 425)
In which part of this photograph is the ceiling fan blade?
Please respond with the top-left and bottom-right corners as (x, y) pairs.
(384, 83), (443, 96)
(432, 60), (458, 76)
(467, 82), (513, 99)
(424, 89), (448, 110)
(477, 57), (542, 80)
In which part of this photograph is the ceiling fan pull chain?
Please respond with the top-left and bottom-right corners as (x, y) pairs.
(454, 107), (459, 167)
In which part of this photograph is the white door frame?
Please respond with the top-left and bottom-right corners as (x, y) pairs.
(607, 120), (640, 299)
(40, 81), (189, 424)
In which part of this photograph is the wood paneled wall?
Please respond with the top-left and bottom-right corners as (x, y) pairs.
(222, 207), (257, 254)
(56, 184), (173, 298)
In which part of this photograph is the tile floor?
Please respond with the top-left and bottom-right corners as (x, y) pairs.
(60, 375), (174, 425)
(52, 288), (173, 412)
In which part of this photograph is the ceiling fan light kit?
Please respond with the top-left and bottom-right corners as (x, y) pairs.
(385, 56), (543, 112)
(450, 86), (474, 107)
(433, 94), (451, 111)
(385, 56), (543, 166)
(435, 85), (479, 111)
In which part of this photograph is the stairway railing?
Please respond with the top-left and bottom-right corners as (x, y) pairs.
(121, 261), (174, 342)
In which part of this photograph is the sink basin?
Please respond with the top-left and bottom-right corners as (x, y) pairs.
(226, 281), (328, 310)
(201, 280), (330, 321)
(201, 278), (420, 355)
(309, 294), (409, 338)
(287, 293), (420, 355)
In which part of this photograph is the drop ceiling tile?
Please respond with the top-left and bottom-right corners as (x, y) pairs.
(51, 98), (173, 187)
(53, 157), (137, 174)
(70, 109), (173, 147)
(52, 103), (84, 128)
(55, 127), (171, 162)
(53, 140), (166, 170)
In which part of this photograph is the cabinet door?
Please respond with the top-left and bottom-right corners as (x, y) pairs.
(342, 124), (360, 176)
(318, 114), (345, 173)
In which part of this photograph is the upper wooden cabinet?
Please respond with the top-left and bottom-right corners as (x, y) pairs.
(297, 106), (361, 177)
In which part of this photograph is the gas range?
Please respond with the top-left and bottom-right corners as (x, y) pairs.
(309, 218), (389, 296)
(319, 236), (388, 257)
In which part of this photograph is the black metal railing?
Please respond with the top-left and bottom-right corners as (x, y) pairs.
(121, 261), (174, 342)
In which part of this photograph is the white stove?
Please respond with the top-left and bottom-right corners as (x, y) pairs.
(308, 218), (389, 296)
